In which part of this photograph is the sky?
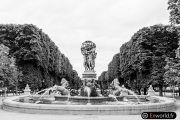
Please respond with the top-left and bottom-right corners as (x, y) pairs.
(0, 0), (170, 77)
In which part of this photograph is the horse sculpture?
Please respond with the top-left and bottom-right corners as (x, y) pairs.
(51, 85), (69, 95)
(60, 78), (69, 88)
(109, 78), (134, 96)
(51, 78), (70, 95)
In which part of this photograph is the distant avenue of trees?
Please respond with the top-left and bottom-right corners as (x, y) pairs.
(99, 1), (180, 96)
(98, 24), (180, 96)
(0, 24), (81, 91)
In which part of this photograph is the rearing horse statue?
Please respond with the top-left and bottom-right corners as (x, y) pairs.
(51, 78), (70, 95)
(109, 78), (134, 96)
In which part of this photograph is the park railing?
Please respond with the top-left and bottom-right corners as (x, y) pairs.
(0, 89), (24, 97)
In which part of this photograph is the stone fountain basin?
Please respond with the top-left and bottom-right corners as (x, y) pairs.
(2, 95), (176, 115)
(54, 95), (124, 103)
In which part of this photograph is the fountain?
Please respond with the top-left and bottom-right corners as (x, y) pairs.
(2, 40), (176, 115)
(85, 86), (91, 105)
(34, 87), (54, 104)
(23, 84), (31, 95)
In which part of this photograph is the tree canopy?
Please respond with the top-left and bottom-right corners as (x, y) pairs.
(0, 24), (80, 90)
(99, 24), (179, 95)
(168, 0), (180, 25)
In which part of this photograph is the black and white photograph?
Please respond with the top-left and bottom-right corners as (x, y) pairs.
(0, 0), (179, 120)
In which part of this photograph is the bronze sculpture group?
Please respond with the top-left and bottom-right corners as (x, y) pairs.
(51, 77), (133, 97)
(81, 41), (97, 71)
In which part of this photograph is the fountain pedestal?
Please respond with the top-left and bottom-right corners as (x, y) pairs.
(82, 70), (96, 79)
(81, 70), (101, 97)
(148, 85), (155, 96)
(23, 84), (31, 95)
(82, 70), (97, 86)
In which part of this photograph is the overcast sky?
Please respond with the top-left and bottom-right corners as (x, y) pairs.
(0, 0), (170, 77)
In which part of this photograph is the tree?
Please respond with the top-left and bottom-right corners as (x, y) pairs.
(0, 44), (23, 93)
(0, 44), (12, 87)
(107, 53), (121, 84)
(120, 27), (153, 94)
(70, 70), (81, 89)
(119, 24), (179, 95)
(168, 0), (180, 25)
(164, 57), (180, 97)
(149, 25), (179, 96)
(0, 24), (80, 90)
(9, 58), (23, 94)
(98, 71), (109, 89)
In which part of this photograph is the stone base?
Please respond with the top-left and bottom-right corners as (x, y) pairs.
(55, 95), (124, 104)
(3, 95), (176, 115)
(23, 91), (31, 95)
(82, 70), (96, 79)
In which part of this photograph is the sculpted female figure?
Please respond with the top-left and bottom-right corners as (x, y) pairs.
(81, 41), (97, 71)
(83, 54), (89, 70)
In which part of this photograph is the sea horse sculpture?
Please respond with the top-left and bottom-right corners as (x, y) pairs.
(51, 78), (70, 95)
(110, 78), (134, 96)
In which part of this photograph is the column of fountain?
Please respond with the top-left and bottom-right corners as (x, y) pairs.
(81, 41), (98, 104)
(81, 40), (97, 82)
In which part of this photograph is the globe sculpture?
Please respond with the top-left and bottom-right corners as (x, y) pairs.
(81, 40), (97, 79)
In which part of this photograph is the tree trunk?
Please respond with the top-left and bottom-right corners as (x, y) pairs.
(107, 79), (109, 89)
(144, 88), (147, 95)
(15, 86), (18, 95)
(172, 85), (175, 98)
(164, 87), (166, 96)
(138, 89), (141, 95)
(159, 84), (163, 96)
(179, 87), (180, 97)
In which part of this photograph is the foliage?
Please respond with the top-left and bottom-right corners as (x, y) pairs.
(98, 71), (109, 89)
(99, 24), (179, 95)
(0, 24), (79, 90)
(164, 57), (180, 86)
(168, 0), (180, 25)
(8, 58), (23, 89)
(0, 44), (23, 91)
(122, 24), (178, 95)
(107, 53), (122, 84)
(70, 70), (82, 90)
(0, 44), (11, 87)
